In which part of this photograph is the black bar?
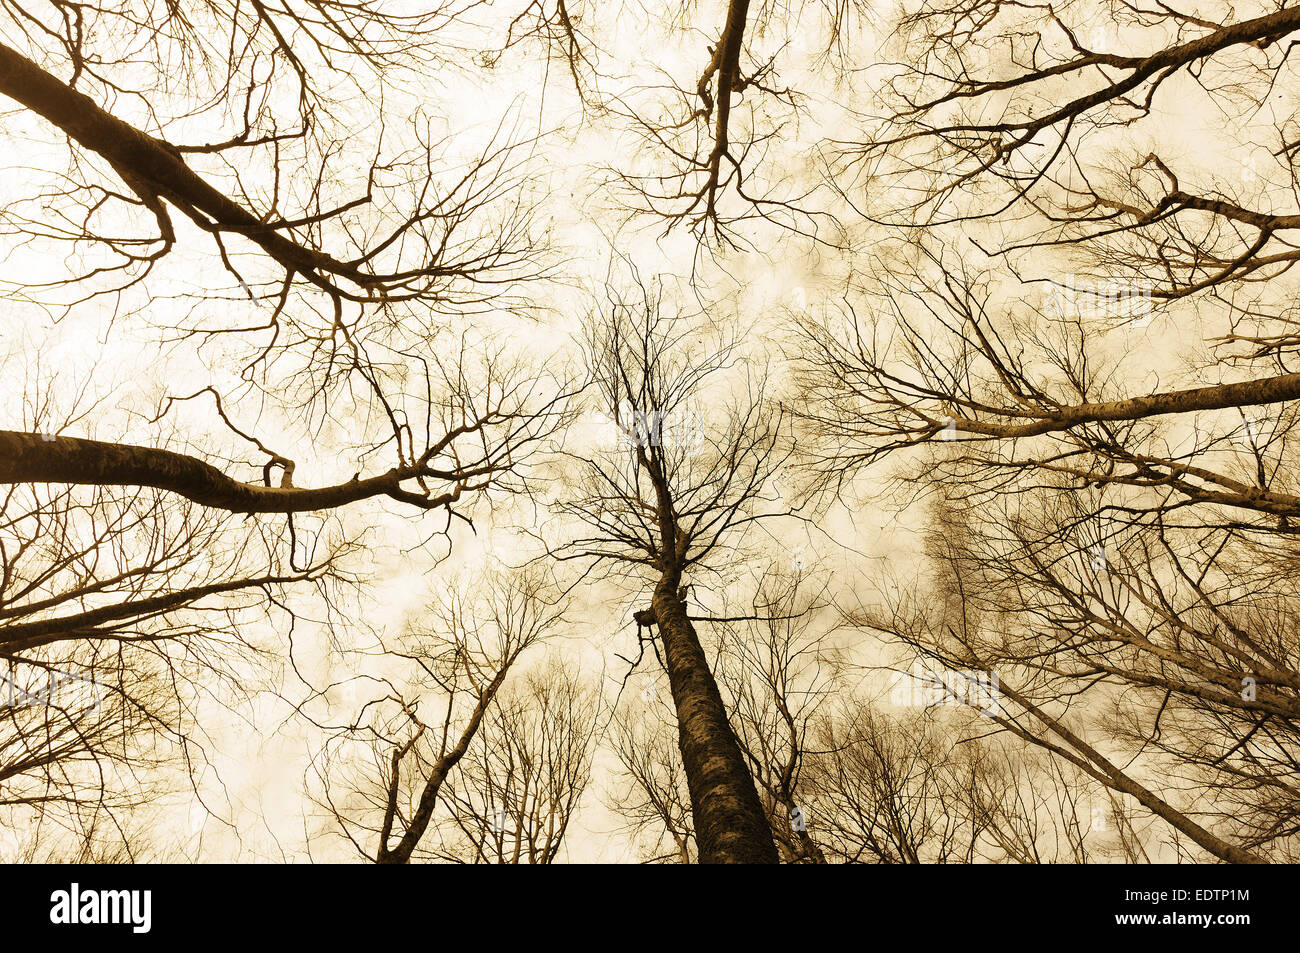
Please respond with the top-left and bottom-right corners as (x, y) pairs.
(0, 863), (1276, 943)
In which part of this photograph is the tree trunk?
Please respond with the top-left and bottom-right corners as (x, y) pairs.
(374, 666), (512, 864)
(651, 575), (778, 863)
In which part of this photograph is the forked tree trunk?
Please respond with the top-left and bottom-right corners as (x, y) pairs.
(374, 662), (516, 864)
(651, 575), (778, 863)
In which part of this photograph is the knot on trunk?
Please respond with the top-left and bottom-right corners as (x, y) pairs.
(633, 606), (658, 628)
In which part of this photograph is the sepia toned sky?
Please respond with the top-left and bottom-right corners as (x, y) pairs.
(2, 0), (1290, 864)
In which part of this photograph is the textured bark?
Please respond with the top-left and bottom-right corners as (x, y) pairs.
(695, 0), (752, 214)
(0, 431), (451, 514)
(651, 574), (778, 863)
(374, 753), (457, 864)
(952, 371), (1300, 439)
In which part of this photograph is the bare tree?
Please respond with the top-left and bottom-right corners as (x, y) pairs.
(802, 699), (1157, 864)
(0, 345), (573, 524)
(308, 564), (566, 864)
(0, 0), (576, 531)
(0, 0), (583, 866)
(432, 658), (601, 863)
(0, 477), (343, 860)
(0, 3), (542, 308)
(543, 270), (802, 862)
(839, 490), (1278, 863)
(789, 0), (1300, 864)
(603, 0), (858, 245)
(604, 689), (698, 864)
(802, 705), (993, 864)
(711, 566), (836, 862)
